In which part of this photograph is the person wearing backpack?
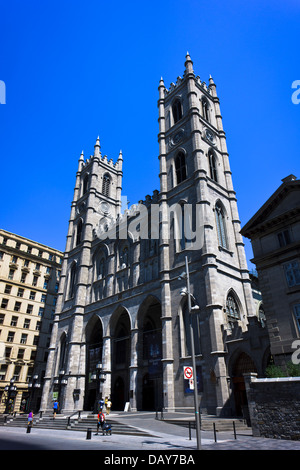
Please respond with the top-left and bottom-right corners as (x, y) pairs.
(96, 411), (105, 434)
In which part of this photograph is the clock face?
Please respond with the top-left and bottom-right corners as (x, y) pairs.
(99, 201), (110, 215)
(205, 129), (215, 145)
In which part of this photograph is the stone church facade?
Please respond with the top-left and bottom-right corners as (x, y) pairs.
(40, 54), (270, 416)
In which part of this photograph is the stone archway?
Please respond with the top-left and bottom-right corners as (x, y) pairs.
(232, 352), (257, 417)
(84, 316), (103, 412)
(110, 308), (131, 411)
(137, 296), (162, 411)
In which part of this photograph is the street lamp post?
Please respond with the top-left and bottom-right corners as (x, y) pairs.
(27, 374), (41, 412)
(92, 362), (106, 413)
(4, 379), (17, 415)
(179, 256), (201, 450)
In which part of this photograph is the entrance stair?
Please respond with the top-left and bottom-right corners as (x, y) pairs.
(0, 413), (154, 436)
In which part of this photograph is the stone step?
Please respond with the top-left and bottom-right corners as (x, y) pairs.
(0, 414), (153, 436)
(164, 417), (250, 432)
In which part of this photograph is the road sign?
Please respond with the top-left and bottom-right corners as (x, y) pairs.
(184, 366), (193, 380)
(189, 378), (194, 390)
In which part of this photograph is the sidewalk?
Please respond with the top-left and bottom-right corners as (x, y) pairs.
(1, 411), (300, 450)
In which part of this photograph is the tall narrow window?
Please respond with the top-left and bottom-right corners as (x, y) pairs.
(202, 98), (209, 122)
(102, 174), (111, 197)
(208, 151), (218, 182)
(226, 293), (240, 329)
(172, 99), (182, 124)
(83, 174), (89, 194)
(76, 219), (83, 246)
(175, 152), (187, 185)
(69, 263), (77, 299)
(215, 202), (228, 249)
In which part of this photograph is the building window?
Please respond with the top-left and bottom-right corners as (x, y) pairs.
(120, 246), (129, 269)
(7, 331), (15, 342)
(102, 174), (111, 197)
(226, 294), (240, 328)
(294, 304), (300, 334)
(17, 288), (24, 297)
(215, 202), (228, 249)
(20, 333), (27, 344)
(208, 151), (218, 182)
(83, 174), (89, 194)
(1, 298), (8, 309)
(0, 314), (4, 324)
(29, 291), (35, 300)
(76, 219), (83, 246)
(8, 269), (14, 280)
(285, 261), (300, 287)
(10, 316), (18, 327)
(43, 280), (48, 290)
(172, 99), (182, 124)
(26, 304), (33, 314)
(202, 98), (210, 122)
(23, 319), (30, 329)
(5, 285), (12, 294)
(277, 230), (291, 247)
(38, 307), (44, 317)
(14, 301), (21, 312)
(68, 263), (77, 298)
(17, 349), (25, 360)
(175, 152), (187, 185)
(32, 276), (38, 287)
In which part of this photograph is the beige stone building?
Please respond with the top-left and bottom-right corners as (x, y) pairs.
(41, 54), (270, 417)
(0, 229), (63, 413)
(241, 174), (300, 367)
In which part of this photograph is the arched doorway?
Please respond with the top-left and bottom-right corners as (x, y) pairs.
(232, 352), (257, 417)
(111, 309), (131, 411)
(84, 316), (103, 412)
(137, 297), (162, 411)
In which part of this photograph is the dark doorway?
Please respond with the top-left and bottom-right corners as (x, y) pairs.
(112, 376), (125, 411)
(232, 352), (257, 419)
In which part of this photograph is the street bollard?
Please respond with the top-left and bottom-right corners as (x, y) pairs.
(86, 428), (92, 440)
(188, 421), (191, 440)
(213, 422), (217, 442)
(233, 421), (237, 439)
(26, 425), (31, 434)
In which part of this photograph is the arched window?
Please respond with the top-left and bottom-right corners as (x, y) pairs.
(175, 152), (187, 184)
(102, 174), (111, 197)
(76, 219), (83, 246)
(172, 99), (182, 124)
(68, 262), (77, 299)
(202, 98), (209, 122)
(97, 257), (105, 280)
(215, 202), (228, 249)
(59, 334), (67, 372)
(120, 245), (129, 269)
(208, 151), (218, 182)
(226, 293), (240, 328)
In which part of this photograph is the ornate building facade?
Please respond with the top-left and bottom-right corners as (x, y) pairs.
(41, 54), (270, 416)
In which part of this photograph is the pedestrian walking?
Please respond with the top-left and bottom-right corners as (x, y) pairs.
(96, 411), (105, 434)
(27, 410), (33, 426)
(106, 398), (112, 415)
(53, 400), (59, 419)
(99, 397), (104, 412)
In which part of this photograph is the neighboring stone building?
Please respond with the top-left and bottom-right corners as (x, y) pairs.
(41, 54), (270, 417)
(0, 229), (63, 413)
(241, 174), (300, 368)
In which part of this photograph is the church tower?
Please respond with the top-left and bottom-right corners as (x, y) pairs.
(40, 138), (123, 411)
(158, 53), (256, 415)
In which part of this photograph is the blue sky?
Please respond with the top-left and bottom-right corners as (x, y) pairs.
(0, 0), (300, 269)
